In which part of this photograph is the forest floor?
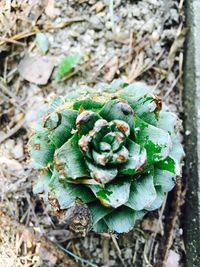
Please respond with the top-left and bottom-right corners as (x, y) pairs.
(0, 0), (186, 266)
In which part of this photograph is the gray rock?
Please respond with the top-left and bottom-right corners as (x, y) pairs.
(184, 0), (200, 266)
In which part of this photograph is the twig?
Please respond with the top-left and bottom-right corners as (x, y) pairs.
(0, 81), (26, 113)
(164, 76), (179, 99)
(0, 31), (36, 46)
(57, 244), (98, 267)
(161, 178), (182, 265)
(0, 117), (26, 144)
(148, 195), (168, 263)
(0, 91), (24, 113)
(102, 237), (110, 266)
(44, 17), (86, 30)
(109, 0), (115, 32)
(0, 37), (26, 46)
(111, 234), (126, 267)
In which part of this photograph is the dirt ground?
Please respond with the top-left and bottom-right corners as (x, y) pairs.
(0, 0), (186, 266)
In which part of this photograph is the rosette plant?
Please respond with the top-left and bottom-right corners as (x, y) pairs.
(29, 80), (184, 233)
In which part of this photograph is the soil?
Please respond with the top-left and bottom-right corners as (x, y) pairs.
(0, 0), (186, 266)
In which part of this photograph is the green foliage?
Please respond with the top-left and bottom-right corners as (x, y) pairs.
(29, 80), (184, 233)
(55, 53), (82, 81)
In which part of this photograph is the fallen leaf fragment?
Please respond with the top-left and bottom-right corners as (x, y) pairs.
(104, 56), (119, 82)
(168, 27), (188, 71)
(36, 32), (49, 54)
(55, 53), (82, 81)
(18, 55), (54, 85)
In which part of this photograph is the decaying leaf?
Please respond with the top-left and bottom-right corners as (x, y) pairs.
(35, 32), (49, 54)
(168, 27), (188, 71)
(104, 56), (119, 82)
(18, 55), (54, 85)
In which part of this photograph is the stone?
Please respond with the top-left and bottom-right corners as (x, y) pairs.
(184, 1), (200, 266)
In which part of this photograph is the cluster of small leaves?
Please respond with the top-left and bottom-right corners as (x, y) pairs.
(29, 80), (184, 233)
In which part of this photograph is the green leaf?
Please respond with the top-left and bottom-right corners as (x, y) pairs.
(99, 99), (135, 135)
(155, 156), (178, 174)
(85, 160), (118, 184)
(158, 111), (178, 135)
(145, 186), (165, 211)
(135, 116), (172, 164)
(109, 146), (129, 164)
(56, 53), (81, 81)
(120, 82), (151, 101)
(76, 111), (102, 136)
(170, 137), (185, 163)
(120, 83), (161, 126)
(48, 109), (78, 148)
(89, 201), (113, 225)
(36, 32), (49, 54)
(49, 96), (66, 111)
(154, 168), (175, 192)
(104, 206), (138, 233)
(33, 169), (52, 194)
(73, 99), (104, 112)
(119, 139), (147, 175)
(125, 172), (157, 210)
(49, 169), (95, 209)
(109, 78), (127, 90)
(89, 178), (131, 208)
(34, 96), (66, 134)
(129, 95), (161, 126)
(55, 133), (88, 179)
(29, 131), (55, 169)
(155, 137), (184, 176)
(44, 112), (60, 130)
(93, 219), (108, 233)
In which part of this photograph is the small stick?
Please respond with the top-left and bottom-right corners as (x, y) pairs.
(0, 117), (26, 144)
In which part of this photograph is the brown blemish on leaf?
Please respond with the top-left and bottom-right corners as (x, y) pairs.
(76, 110), (94, 125)
(33, 144), (41, 150)
(78, 135), (91, 152)
(93, 170), (115, 184)
(117, 124), (129, 134)
(54, 155), (65, 177)
(117, 99), (134, 115)
(78, 106), (85, 113)
(115, 133), (125, 142)
(117, 154), (126, 162)
(154, 96), (162, 115)
(95, 154), (110, 166)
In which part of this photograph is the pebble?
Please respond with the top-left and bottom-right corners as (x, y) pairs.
(12, 139), (24, 159)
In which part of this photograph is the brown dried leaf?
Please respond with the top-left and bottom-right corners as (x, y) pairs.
(168, 27), (188, 71)
(142, 218), (161, 233)
(104, 56), (119, 82)
(18, 55), (54, 85)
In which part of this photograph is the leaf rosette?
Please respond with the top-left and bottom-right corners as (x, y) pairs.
(28, 80), (184, 233)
